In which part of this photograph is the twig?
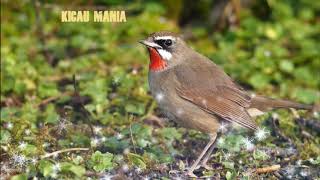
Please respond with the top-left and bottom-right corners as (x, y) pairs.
(84, 171), (104, 177)
(41, 148), (89, 159)
(255, 165), (281, 174)
(129, 115), (137, 154)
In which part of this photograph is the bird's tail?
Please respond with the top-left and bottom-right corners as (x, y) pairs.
(250, 95), (314, 111)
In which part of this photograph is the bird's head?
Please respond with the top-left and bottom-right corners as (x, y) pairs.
(139, 31), (188, 71)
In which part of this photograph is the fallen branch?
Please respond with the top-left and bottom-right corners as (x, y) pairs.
(41, 148), (89, 159)
(255, 165), (281, 174)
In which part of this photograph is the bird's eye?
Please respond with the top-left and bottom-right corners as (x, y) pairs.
(164, 39), (172, 46)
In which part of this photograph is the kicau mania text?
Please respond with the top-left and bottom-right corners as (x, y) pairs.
(61, 10), (126, 22)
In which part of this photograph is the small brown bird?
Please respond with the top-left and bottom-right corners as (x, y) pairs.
(139, 31), (314, 177)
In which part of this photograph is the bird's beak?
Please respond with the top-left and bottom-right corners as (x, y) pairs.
(139, 40), (162, 49)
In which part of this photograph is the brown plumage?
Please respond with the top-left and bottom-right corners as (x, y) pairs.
(140, 31), (314, 177)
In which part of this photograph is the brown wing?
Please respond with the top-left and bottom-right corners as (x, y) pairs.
(174, 58), (257, 130)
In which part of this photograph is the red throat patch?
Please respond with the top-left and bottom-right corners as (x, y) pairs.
(148, 48), (167, 71)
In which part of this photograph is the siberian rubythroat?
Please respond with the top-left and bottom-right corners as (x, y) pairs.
(139, 31), (314, 177)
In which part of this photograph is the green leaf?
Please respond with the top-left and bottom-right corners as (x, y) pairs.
(159, 128), (182, 140)
(0, 107), (18, 121)
(309, 157), (320, 165)
(293, 67), (316, 85)
(81, 78), (108, 104)
(38, 82), (59, 98)
(60, 162), (86, 177)
(11, 174), (27, 180)
(21, 144), (38, 156)
(292, 88), (318, 103)
(222, 161), (235, 169)
(226, 171), (236, 180)
(217, 134), (243, 152)
(136, 138), (150, 148)
(1, 75), (15, 93)
(71, 134), (91, 146)
(125, 103), (145, 115)
(279, 60), (294, 73)
(249, 74), (270, 89)
(253, 150), (269, 160)
(44, 104), (59, 124)
(265, 27), (278, 40)
(103, 137), (129, 152)
(0, 130), (11, 144)
(89, 151), (114, 172)
(39, 160), (54, 177)
(72, 156), (84, 165)
(68, 164), (86, 177)
(127, 153), (146, 169)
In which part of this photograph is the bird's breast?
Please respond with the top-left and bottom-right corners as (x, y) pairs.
(148, 70), (221, 133)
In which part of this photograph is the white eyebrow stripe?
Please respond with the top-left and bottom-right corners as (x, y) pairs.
(154, 36), (175, 40)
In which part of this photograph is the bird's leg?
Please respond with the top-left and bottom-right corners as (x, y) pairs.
(197, 133), (220, 170)
(186, 133), (217, 177)
(197, 142), (215, 170)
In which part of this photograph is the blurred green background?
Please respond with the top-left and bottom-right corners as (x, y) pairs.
(1, 0), (320, 179)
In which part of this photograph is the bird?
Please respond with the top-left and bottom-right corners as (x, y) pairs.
(139, 31), (315, 177)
